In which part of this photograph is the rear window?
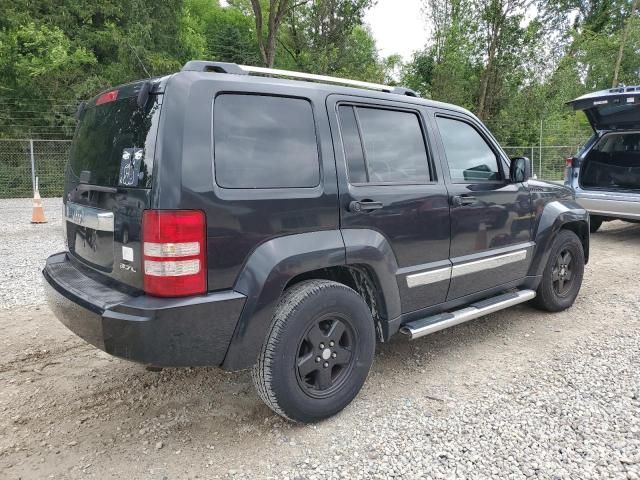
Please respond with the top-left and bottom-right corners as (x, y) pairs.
(213, 94), (320, 189)
(68, 95), (161, 188)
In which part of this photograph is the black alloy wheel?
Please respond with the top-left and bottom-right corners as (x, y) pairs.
(551, 248), (575, 296)
(296, 314), (355, 399)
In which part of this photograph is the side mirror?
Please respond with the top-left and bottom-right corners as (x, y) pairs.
(510, 157), (532, 183)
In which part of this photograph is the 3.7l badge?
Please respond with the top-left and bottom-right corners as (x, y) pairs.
(119, 263), (136, 273)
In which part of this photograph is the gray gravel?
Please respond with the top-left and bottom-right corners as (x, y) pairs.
(0, 203), (639, 479)
(0, 198), (64, 309)
(285, 327), (640, 480)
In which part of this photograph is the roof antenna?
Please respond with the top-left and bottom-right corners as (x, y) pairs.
(125, 39), (151, 78)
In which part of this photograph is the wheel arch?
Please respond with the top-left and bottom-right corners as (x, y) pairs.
(222, 229), (402, 371)
(528, 199), (590, 278)
(560, 220), (589, 264)
(284, 264), (389, 343)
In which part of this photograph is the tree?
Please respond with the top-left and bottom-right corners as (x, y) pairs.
(613, 0), (638, 86)
(248, 0), (298, 67)
(178, 0), (261, 65)
(280, 0), (372, 74)
(474, 0), (538, 120)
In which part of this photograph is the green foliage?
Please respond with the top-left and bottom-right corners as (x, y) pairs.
(279, 0), (375, 75)
(178, 0), (261, 65)
(1, 0), (637, 155)
(399, 0), (639, 149)
(0, 0), (266, 140)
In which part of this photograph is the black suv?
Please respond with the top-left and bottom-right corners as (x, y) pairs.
(44, 61), (590, 423)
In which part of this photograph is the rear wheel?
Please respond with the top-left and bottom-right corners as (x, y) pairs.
(532, 230), (585, 312)
(252, 280), (375, 423)
(589, 215), (604, 233)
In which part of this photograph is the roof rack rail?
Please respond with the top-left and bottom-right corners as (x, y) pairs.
(181, 60), (419, 97)
(608, 85), (640, 94)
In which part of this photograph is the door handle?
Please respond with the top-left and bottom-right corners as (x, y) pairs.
(349, 200), (384, 213)
(450, 195), (477, 207)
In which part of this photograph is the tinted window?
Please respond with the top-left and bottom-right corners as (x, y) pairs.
(214, 95), (319, 189)
(338, 105), (430, 184)
(436, 116), (501, 183)
(69, 96), (160, 188)
(338, 106), (367, 183)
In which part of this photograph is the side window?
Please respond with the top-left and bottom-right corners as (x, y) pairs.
(214, 94), (320, 189)
(435, 116), (501, 183)
(338, 105), (431, 184)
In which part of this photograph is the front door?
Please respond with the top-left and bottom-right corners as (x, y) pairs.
(430, 110), (533, 300)
(328, 96), (451, 313)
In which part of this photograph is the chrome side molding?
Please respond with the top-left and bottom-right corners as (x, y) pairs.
(405, 249), (529, 289)
(406, 266), (452, 288)
(400, 289), (536, 340)
(65, 202), (114, 232)
(451, 250), (528, 278)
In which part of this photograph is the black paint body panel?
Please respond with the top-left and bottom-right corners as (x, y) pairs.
(46, 69), (590, 371)
(44, 253), (245, 367)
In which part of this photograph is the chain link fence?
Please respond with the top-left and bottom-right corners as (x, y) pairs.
(0, 139), (579, 198)
(0, 139), (71, 198)
(502, 145), (578, 181)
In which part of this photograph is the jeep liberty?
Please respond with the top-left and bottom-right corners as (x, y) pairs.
(43, 61), (589, 423)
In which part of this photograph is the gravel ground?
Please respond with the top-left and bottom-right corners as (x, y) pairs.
(0, 198), (64, 309)
(0, 198), (639, 479)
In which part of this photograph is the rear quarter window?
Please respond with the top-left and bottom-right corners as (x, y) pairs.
(213, 94), (320, 189)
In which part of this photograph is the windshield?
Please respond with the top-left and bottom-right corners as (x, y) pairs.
(68, 95), (161, 188)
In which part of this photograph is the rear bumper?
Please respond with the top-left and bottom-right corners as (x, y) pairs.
(576, 194), (640, 220)
(43, 252), (246, 367)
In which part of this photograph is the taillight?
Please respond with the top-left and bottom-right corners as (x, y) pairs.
(564, 157), (576, 183)
(142, 210), (207, 297)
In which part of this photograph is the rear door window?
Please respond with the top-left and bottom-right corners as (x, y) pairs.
(213, 94), (320, 189)
(338, 105), (431, 184)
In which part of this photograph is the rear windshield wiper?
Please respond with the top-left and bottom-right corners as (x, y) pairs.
(75, 184), (118, 194)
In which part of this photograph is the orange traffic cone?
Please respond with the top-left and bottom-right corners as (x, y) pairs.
(31, 183), (47, 224)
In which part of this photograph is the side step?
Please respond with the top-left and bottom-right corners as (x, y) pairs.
(400, 289), (536, 340)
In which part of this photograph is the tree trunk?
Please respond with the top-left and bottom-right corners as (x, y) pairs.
(477, 20), (500, 120)
(612, 0), (638, 87)
(250, 0), (293, 68)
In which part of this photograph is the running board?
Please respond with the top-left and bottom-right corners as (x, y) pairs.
(399, 289), (536, 340)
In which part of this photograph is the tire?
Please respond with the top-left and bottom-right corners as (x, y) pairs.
(251, 280), (376, 423)
(532, 229), (585, 312)
(589, 215), (603, 233)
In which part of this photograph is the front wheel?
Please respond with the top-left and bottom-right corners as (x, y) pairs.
(532, 230), (585, 312)
(252, 280), (376, 423)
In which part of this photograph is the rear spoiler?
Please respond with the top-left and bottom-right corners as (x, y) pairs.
(82, 78), (167, 112)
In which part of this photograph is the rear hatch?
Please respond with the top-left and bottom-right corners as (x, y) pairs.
(568, 86), (640, 131)
(64, 80), (164, 290)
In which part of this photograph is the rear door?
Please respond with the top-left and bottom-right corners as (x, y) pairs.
(429, 109), (534, 300)
(568, 88), (640, 131)
(64, 82), (163, 290)
(328, 95), (451, 313)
